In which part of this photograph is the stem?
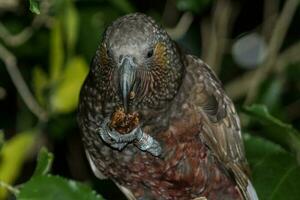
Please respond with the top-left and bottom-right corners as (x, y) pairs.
(0, 0), (52, 47)
(201, 0), (237, 74)
(262, 0), (279, 41)
(0, 181), (19, 196)
(275, 41), (300, 73)
(0, 23), (33, 47)
(0, 44), (48, 121)
(225, 41), (300, 100)
(245, 0), (299, 104)
(0, 1), (52, 121)
(166, 12), (194, 40)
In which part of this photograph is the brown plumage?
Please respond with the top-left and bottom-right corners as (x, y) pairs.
(77, 13), (258, 200)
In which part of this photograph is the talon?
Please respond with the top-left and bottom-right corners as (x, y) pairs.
(110, 143), (128, 151)
(99, 118), (162, 155)
(99, 118), (138, 149)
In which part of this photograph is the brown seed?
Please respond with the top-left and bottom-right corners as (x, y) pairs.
(109, 107), (139, 134)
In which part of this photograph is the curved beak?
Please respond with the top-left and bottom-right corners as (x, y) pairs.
(118, 56), (136, 111)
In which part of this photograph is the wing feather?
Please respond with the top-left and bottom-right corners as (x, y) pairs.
(185, 55), (257, 200)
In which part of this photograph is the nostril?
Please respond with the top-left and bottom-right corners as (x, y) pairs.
(132, 57), (137, 64)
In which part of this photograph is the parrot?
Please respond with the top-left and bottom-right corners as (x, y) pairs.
(77, 13), (258, 200)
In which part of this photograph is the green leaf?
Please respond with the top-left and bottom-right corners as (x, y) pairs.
(245, 135), (300, 200)
(77, 7), (120, 59)
(0, 131), (35, 198)
(0, 130), (4, 151)
(258, 77), (284, 110)
(32, 148), (53, 177)
(243, 104), (300, 162)
(29, 0), (40, 15)
(62, 0), (79, 56)
(17, 175), (104, 200)
(176, 0), (212, 13)
(109, 0), (135, 13)
(32, 67), (49, 106)
(50, 56), (88, 113)
(50, 19), (64, 82)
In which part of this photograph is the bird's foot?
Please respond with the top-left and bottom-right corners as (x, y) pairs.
(192, 197), (207, 200)
(134, 128), (162, 156)
(99, 117), (162, 156)
(99, 117), (137, 150)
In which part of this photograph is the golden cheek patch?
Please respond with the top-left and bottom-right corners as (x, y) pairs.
(154, 42), (168, 68)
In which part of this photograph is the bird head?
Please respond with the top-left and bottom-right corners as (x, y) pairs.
(93, 13), (184, 113)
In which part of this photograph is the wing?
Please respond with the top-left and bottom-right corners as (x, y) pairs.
(185, 55), (258, 200)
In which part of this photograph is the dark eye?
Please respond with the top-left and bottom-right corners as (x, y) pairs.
(146, 49), (153, 58)
(106, 49), (110, 55)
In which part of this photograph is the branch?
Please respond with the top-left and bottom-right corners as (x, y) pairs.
(0, 23), (33, 47)
(0, 0), (53, 121)
(201, 0), (237, 74)
(225, 41), (300, 100)
(0, 0), (52, 47)
(0, 44), (48, 121)
(0, 180), (19, 196)
(166, 12), (194, 40)
(275, 41), (300, 73)
(225, 71), (255, 100)
(262, 0), (279, 41)
(244, 0), (299, 104)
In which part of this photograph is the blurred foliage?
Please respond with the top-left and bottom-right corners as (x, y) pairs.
(50, 57), (88, 113)
(0, 131), (36, 198)
(15, 148), (103, 200)
(176, 0), (213, 13)
(29, 0), (40, 15)
(0, 0), (299, 199)
(0, 131), (4, 151)
(243, 104), (300, 162)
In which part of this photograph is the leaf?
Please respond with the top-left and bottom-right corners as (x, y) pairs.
(0, 131), (35, 199)
(32, 67), (49, 106)
(109, 0), (135, 13)
(0, 130), (4, 151)
(17, 175), (104, 200)
(50, 19), (64, 82)
(62, 0), (79, 55)
(243, 104), (300, 162)
(50, 56), (88, 113)
(176, 0), (212, 13)
(29, 0), (40, 15)
(244, 134), (300, 200)
(32, 148), (53, 177)
(77, 7), (120, 59)
(257, 76), (284, 111)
